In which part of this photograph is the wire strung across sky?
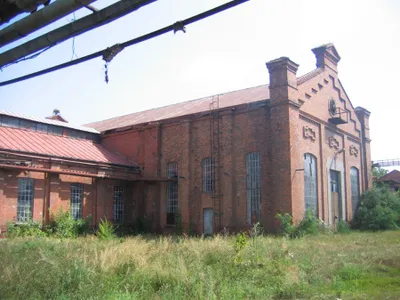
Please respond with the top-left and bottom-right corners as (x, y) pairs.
(0, 0), (249, 88)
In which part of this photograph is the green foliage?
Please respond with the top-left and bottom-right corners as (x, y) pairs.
(1, 231), (400, 299)
(337, 220), (351, 234)
(46, 208), (91, 238)
(6, 221), (46, 238)
(276, 209), (324, 238)
(174, 212), (183, 235)
(97, 218), (116, 240)
(234, 232), (247, 253)
(352, 185), (400, 230)
(134, 216), (150, 234)
(276, 212), (296, 237)
(372, 166), (388, 178)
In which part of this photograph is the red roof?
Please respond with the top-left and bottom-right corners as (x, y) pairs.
(378, 170), (400, 183)
(86, 68), (323, 133)
(87, 84), (270, 132)
(0, 127), (137, 167)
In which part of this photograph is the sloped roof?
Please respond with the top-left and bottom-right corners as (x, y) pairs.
(377, 170), (400, 183)
(0, 126), (137, 167)
(87, 68), (324, 133)
(0, 109), (99, 134)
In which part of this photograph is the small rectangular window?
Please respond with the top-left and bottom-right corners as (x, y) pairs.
(1, 116), (19, 128)
(202, 158), (214, 192)
(48, 125), (63, 136)
(166, 162), (178, 225)
(17, 178), (34, 223)
(20, 120), (37, 131)
(70, 183), (83, 220)
(114, 186), (124, 223)
(37, 123), (48, 133)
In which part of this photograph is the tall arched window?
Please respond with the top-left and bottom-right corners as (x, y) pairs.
(202, 158), (214, 192)
(246, 152), (261, 224)
(350, 167), (360, 216)
(166, 162), (178, 225)
(304, 153), (318, 215)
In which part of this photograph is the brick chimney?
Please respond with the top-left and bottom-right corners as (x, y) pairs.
(355, 106), (372, 189)
(265, 56), (302, 230)
(266, 57), (299, 104)
(312, 43), (341, 73)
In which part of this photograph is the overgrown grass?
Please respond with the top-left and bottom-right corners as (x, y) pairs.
(1, 231), (399, 299)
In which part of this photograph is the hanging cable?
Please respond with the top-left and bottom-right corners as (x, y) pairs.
(0, 0), (249, 87)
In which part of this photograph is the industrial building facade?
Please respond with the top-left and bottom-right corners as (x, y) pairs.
(0, 44), (372, 234)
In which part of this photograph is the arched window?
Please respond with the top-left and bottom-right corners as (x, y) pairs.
(246, 152), (261, 224)
(304, 153), (318, 215)
(350, 167), (360, 216)
(166, 162), (179, 225)
(202, 158), (214, 192)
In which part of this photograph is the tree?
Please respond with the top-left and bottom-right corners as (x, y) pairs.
(373, 166), (388, 178)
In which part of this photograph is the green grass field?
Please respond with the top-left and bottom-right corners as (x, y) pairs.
(0, 231), (399, 299)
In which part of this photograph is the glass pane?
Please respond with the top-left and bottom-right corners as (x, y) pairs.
(304, 154), (318, 215)
(70, 183), (83, 220)
(166, 162), (179, 223)
(202, 158), (214, 192)
(17, 178), (34, 223)
(246, 152), (261, 224)
(114, 186), (124, 223)
(350, 167), (360, 215)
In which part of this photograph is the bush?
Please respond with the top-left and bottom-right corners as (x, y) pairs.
(276, 213), (296, 237)
(46, 208), (91, 238)
(97, 218), (116, 240)
(336, 220), (351, 234)
(352, 186), (400, 230)
(6, 220), (46, 238)
(276, 209), (323, 238)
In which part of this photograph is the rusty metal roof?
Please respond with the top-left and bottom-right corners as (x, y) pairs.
(0, 109), (99, 134)
(87, 84), (270, 132)
(86, 69), (323, 133)
(0, 126), (137, 167)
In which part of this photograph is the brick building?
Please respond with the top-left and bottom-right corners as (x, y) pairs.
(0, 44), (372, 234)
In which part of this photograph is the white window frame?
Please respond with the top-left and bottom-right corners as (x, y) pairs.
(70, 183), (83, 220)
(202, 158), (214, 193)
(17, 178), (34, 223)
(304, 153), (318, 215)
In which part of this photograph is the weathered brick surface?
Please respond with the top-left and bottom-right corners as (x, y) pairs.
(0, 45), (372, 234)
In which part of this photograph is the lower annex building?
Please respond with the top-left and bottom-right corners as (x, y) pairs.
(0, 44), (372, 234)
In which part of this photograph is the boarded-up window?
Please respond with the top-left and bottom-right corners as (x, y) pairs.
(166, 162), (178, 225)
(350, 167), (360, 216)
(114, 186), (124, 223)
(70, 183), (83, 220)
(17, 178), (34, 223)
(202, 158), (214, 192)
(246, 152), (261, 224)
(304, 153), (318, 215)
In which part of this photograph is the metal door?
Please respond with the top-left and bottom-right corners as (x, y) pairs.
(203, 208), (214, 236)
(330, 170), (340, 226)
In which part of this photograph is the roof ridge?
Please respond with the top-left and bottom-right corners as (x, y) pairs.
(0, 109), (99, 134)
(85, 83), (269, 128)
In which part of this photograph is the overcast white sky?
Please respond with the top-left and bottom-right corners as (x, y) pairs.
(0, 0), (399, 162)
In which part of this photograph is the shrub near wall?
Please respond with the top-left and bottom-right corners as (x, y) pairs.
(352, 186), (400, 230)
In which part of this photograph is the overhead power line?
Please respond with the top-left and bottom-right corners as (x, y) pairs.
(0, 0), (249, 87)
